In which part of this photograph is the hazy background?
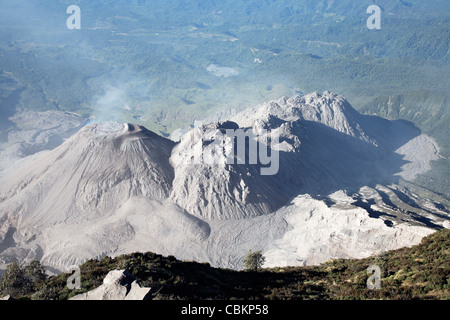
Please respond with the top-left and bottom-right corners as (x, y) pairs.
(0, 0), (449, 198)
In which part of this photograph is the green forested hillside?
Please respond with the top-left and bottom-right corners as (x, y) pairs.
(0, 1), (448, 204)
(1, 1), (449, 133)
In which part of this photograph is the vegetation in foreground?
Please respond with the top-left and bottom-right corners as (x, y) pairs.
(0, 229), (448, 300)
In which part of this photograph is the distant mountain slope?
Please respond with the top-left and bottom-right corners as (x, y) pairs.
(1, 0), (448, 138)
(359, 90), (450, 200)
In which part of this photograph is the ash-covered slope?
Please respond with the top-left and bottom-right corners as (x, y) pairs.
(0, 92), (447, 273)
(170, 91), (439, 220)
(233, 92), (371, 142)
(169, 121), (289, 220)
(0, 122), (175, 226)
(0, 122), (211, 271)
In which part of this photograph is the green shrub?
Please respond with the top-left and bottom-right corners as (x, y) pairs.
(0, 261), (33, 297)
(243, 250), (266, 272)
(31, 284), (59, 300)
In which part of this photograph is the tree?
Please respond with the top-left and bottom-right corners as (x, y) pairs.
(31, 284), (59, 300)
(243, 250), (266, 272)
(25, 260), (47, 288)
(0, 260), (47, 298)
(0, 261), (33, 297)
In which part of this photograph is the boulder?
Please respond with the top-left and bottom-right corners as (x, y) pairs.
(70, 269), (151, 300)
